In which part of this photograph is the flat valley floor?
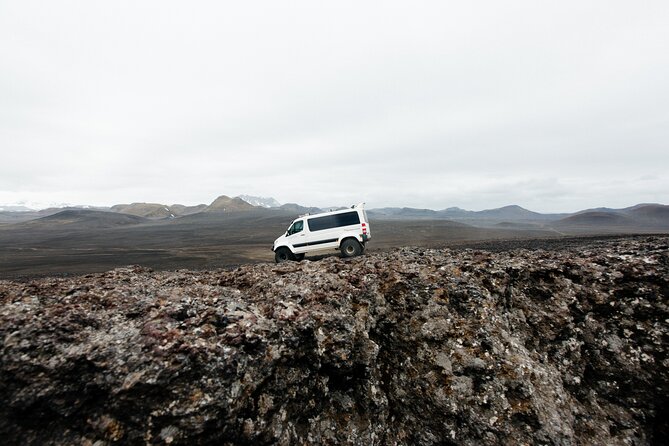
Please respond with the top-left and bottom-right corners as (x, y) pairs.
(1, 210), (666, 279)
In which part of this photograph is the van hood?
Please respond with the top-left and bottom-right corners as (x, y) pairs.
(272, 234), (287, 251)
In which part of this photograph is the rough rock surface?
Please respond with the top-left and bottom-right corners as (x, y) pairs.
(1, 236), (667, 445)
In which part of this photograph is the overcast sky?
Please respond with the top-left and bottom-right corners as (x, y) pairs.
(1, 1), (668, 212)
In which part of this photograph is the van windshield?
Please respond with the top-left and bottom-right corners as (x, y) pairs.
(287, 220), (304, 235)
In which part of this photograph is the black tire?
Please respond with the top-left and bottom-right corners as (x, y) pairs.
(294, 253), (305, 261)
(340, 239), (362, 258)
(275, 247), (294, 263)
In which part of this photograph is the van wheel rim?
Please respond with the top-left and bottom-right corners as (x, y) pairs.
(346, 246), (355, 254)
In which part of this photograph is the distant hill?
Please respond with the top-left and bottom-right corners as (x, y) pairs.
(169, 204), (208, 216)
(38, 206), (110, 216)
(205, 195), (258, 212)
(624, 204), (669, 226)
(369, 204), (564, 223)
(111, 203), (209, 218)
(278, 203), (324, 214)
(442, 205), (566, 222)
(556, 211), (637, 227)
(474, 205), (544, 219)
(1, 206), (112, 224)
(0, 211), (42, 224)
(438, 207), (475, 218)
(555, 204), (669, 232)
(25, 209), (148, 229)
(574, 203), (667, 217)
(368, 208), (440, 219)
(111, 203), (176, 219)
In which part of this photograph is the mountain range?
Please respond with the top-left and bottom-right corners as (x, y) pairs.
(367, 204), (571, 220)
(1, 195), (668, 232)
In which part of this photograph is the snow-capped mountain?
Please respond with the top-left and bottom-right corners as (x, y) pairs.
(236, 195), (281, 208)
(0, 201), (74, 212)
(0, 205), (34, 212)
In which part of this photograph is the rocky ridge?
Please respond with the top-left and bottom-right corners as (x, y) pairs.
(1, 236), (667, 445)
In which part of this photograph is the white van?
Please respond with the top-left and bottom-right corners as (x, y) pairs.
(272, 203), (371, 263)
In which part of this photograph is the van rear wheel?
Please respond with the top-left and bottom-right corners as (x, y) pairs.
(275, 247), (294, 263)
(340, 239), (362, 258)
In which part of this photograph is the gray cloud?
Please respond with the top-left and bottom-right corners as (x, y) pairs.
(1, 1), (667, 212)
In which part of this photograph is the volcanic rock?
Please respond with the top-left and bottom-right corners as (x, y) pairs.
(1, 236), (667, 445)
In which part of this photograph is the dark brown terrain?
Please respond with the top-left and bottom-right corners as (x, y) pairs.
(1, 236), (667, 444)
(1, 203), (667, 279)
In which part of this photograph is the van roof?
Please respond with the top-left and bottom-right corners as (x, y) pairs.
(298, 202), (365, 219)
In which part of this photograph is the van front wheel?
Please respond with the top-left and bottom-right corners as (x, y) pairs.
(340, 239), (362, 258)
(275, 247), (294, 263)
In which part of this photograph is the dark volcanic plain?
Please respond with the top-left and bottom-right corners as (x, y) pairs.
(1, 205), (667, 279)
(0, 210), (549, 279)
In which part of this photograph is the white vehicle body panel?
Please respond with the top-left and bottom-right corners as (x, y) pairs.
(272, 203), (371, 257)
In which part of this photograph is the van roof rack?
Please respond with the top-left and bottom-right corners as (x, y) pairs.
(298, 202), (365, 218)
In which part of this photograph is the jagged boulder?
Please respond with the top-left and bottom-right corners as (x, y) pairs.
(1, 237), (667, 445)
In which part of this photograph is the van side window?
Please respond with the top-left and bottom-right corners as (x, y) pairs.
(288, 220), (304, 235)
(308, 211), (360, 232)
